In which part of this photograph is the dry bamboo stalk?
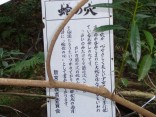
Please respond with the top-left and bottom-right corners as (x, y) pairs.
(119, 91), (155, 99)
(0, 78), (156, 117)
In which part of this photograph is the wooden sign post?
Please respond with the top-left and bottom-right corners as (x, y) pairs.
(41, 0), (115, 116)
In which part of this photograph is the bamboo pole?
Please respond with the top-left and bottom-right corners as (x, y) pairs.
(119, 91), (155, 99)
(0, 78), (156, 117)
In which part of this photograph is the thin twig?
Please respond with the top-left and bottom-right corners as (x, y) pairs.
(122, 95), (156, 117)
(115, 103), (122, 117)
(147, 74), (156, 89)
(0, 105), (29, 117)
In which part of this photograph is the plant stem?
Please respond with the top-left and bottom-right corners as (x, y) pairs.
(118, 0), (139, 79)
(132, 0), (139, 23)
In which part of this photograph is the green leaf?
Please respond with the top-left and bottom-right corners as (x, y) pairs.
(2, 61), (8, 68)
(114, 0), (132, 4)
(92, 1), (132, 14)
(138, 55), (152, 81)
(93, 0), (132, 8)
(149, 24), (156, 29)
(121, 78), (129, 87)
(136, 14), (151, 19)
(126, 59), (137, 69)
(144, 3), (156, 7)
(143, 30), (154, 52)
(130, 23), (141, 63)
(92, 3), (120, 9)
(95, 25), (126, 32)
(10, 50), (24, 55)
(8, 52), (44, 74)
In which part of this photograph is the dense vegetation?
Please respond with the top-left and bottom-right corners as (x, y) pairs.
(0, 0), (44, 79)
(0, 1), (45, 116)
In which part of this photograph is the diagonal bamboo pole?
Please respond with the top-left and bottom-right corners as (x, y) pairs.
(0, 78), (156, 117)
(0, 0), (156, 117)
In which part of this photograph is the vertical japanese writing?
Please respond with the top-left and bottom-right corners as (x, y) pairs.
(61, 29), (68, 107)
(54, 70), (60, 114)
(100, 44), (106, 86)
(100, 33), (106, 86)
(75, 46), (80, 83)
(94, 29), (101, 112)
(67, 26), (76, 113)
(81, 30), (87, 84)
(99, 32), (108, 112)
(70, 89), (75, 113)
(67, 26), (73, 82)
(61, 40), (67, 82)
(87, 25), (92, 66)
(94, 32), (99, 87)
(102, 98), (108, 112)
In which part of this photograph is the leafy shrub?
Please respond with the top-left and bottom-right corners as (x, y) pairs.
(94, 0), (156, 82)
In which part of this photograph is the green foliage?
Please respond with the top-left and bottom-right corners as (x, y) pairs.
(95, 25), (126, 32)
(92, 0), (132, 9)
(130, 23), (141, 63)
(0, 47), (44, 78)
(121, 78), (129, 87)
(143, 30), (154, 53)
(138, 54), (152, 81)
(0, 0), (43, 78)
(9, 52), (44, 74)
(0, 95), (22, 105)
(94, 0), (156, 81)
(0, 48), (24, 77)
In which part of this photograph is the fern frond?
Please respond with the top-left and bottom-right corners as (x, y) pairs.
(8, 52), (44, 74)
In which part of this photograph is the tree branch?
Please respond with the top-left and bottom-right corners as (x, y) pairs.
(0, 78), (156, 117)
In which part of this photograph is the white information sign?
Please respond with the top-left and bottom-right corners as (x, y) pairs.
(0, 0), (11, 5)
(42, 0), (115, 117)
